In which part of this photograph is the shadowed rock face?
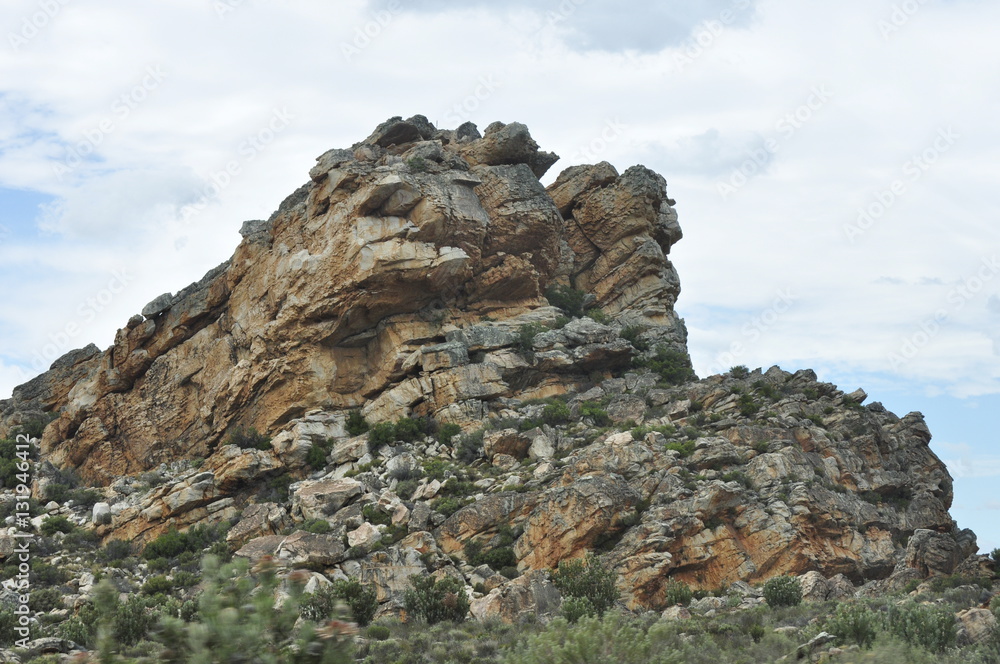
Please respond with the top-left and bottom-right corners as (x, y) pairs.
(0, 117), (978, 615)
(0, 115), (687, 484)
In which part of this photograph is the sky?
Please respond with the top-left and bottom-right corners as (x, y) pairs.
(0, 0), (997, 553)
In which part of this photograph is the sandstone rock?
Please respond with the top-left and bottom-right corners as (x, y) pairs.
(347, 522), (382, 549)
(483, 429), (531, 461)
(468, 571), (561, 623)
(661, 605), (692, 620)
(956, 608), (997, 646)
(904, 528), (977, 577)
(92, 502), (111, 525)
(226, 502), (290, 547)
(235, 531), (345, 567)
(291, 477), (364, 521)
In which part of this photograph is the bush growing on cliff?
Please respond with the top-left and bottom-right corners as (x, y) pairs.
(346, 410), (369, 436)
(826, 602), (879, 649)
(404, 575), (470, 624)
(545, 284), (587, 318)
(551, 555), (618, 620)
(640, 345), (696, 386)
(228, 426), (272, 450)
(762, 576), (801, 608)
(886, 601), (957, 653)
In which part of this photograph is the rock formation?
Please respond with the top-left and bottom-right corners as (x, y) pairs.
(0, 116), (986, 620)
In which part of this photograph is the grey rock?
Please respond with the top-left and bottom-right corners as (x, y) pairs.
(141, 292), (174, 318)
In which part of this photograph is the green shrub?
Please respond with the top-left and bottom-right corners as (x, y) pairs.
(665, 439), (696, 457)
(43, 482), (70, 503)
(0, 610), (16, 648)
(762, 575), (802, 608)
(142, 575), (174, 595)
(587, 309), (610, 324)
(332, 579), (378, 626)
(886, 601), (956, 653)
(142, 522), (230, 560)
(551, 555), (618, 618)
(300, 518), (332, 534)
(545, 284), (587, 317)
(346, 410), (369, 436)
(438, 423), (462, 445)
(368, 422), (397, 448)
(227, 426), (271, 450)
(730, 365), (750, 378)
(404, 575), (469, 624)
(579, 401), (611, 426)
(455, 429), (484, 464)
(620, 325), (650, 352)
(826, 602), (879, 649)
(29, 587), (64, 612)
(362, 503), (392, 526)
(405, 156), (427, 172)
(517, 323), (546, 355)
(663, 579), (692, 607)
(641, 345), (696, 385)
(395, 478), (419, 500)
(505, 612), (678, 664)
(737, 393), (759, 417)
(542, 401), (572, 426)
(990, 594), (1000, 620)
(40, 514), (75, 536)
(153, 556), (354, 663)
(990, 548), (1000, 564)
(143, 528), (189, 559)
(560, 596), (596, 623)
(394, 417), (426, 443)
(366, 624), (391, 641)
(465, 539), (517, 572)
(305, 443), (329, 470)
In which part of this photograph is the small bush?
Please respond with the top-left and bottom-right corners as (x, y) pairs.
(517, 323), (546, 355)
(641, 345), (696, 385)
(886, 601), (956, 653)
(143, 528), (189, 560)
(438, 423), (462, 445)
(40, 514), (75, 536)
(730, 365), (750, 378)
(29, 587), (64, 612)
(762, 575), (802, 608)
(346, 410), (369, 436)
(545, 284), (587, 317)
(333, 579), (378, 626)
(542, 401), (572, 426)
(620, 325), (650, 352)
(362, 504), (391, 526)
(366, 624), (391, 641)
(368, 422), (397, 449)
(395, 478), (419, 500)
(394, 417), (426, 443)
(228, 426), (271, 450)
(142, 575), (173, 595)
(305, 443), (329, 470)
(432, 496), (470, 517)
(990, 594), (1000, 621)
(455, 429), (484, 464)
(300, 518), (332, 534)
(827, 602), (879, 649)
(404, 575), (469, 624)
(663, 579), (692, 607)
(579, 401), (611, 426)
(737, 393), (759, 417)
(561, 596), (596, 623)
(551, 555), (618, 618)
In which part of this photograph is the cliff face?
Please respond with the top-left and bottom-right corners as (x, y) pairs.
(1, 116), (685, 484)
(0, 117), (981, 614)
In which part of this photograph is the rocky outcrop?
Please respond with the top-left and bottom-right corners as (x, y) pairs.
(0, 115), (687, 485)
(0, 117), (982, 624)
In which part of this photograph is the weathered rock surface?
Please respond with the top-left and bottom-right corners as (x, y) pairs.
(0, 118), (983, 624)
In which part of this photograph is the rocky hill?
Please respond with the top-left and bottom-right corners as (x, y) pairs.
(0, 116), (991, 628)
